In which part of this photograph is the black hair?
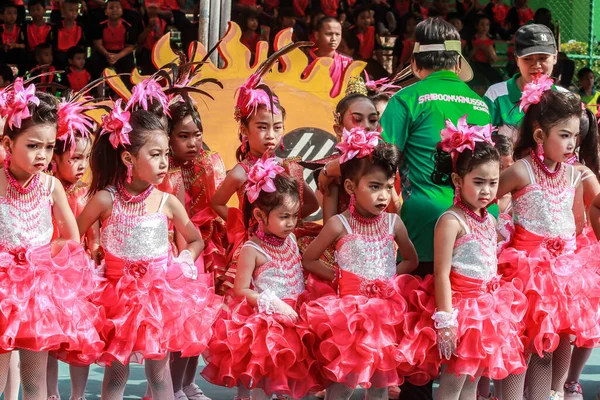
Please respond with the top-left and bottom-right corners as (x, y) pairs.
(369, 92), (391, 104)
(491, 134), (513, 157)
(341, 141), (401, 184)
(243, 173), (300, 229)
(67, 45), (86, 61)
(413, 18), (461, 71)
(335, 93), (375, 122)
(35, 43), (53, 58)
(341, 29), (360, 53)
(310, 11), (325, 32)
(63, 0), (79, 5)
(89, 110), (167, 195)
(0, 64), (14, 85)
(241, 8), (259, 31)
(105, 0), (121, 5)
(167, 101), (202, 135)
(475, 13), (490, 25)
(4, 91), (58, 139)
(514, 90), (582, 160)
(54, 134), (92, 157)
(579, 108), (600, 180)
(352, 5), (372, 23)
(578, 67), (594, 80)
(236, 98), (286, 162)
(27, 0), (46, 9)
(316, 16), (339, 32)
(2, 3), (18, 12)
(445, 12), (461, 22)
(432, 141), (500, 187)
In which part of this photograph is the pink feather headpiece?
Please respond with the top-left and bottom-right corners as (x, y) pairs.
(57, 99), (95, 153)
(246, 156), (285, 204)
(439, 115), (493, 168)
(336, 127), (381, 163)
(0, 78), (40, 131)
(128, 77), (171, 116)
(519, 73), (553, 112)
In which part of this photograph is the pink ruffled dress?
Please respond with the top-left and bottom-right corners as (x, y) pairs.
(300, 213), (412, 389)
(0, 173), (103, 364)
(498, 159), (600, 353)
(92, 187), (222, 365)
(202, 235), (324, 398)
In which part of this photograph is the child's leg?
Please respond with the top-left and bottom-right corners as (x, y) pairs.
(101, 361), (130, 400)
(0, 352), (13, 396)
(434, 369), (467, 400)
(567, 346), (592, 382)
(526, 352), (552, 399)
(5, 351), (20, 400)
(145, 357), (174, 400)
(170, 352), (189, 393)
(551, 335), (572, 393)
(19, 349), (49, 400)
(250, 388), (268, 400)
(182, 356), (199, 388)
(324, 383), (354, 400)
(477, 377), (491, 397)
(237, 385), (251, 399)
(46, 356), (60, 399)
(366, 387), (388, 400)
(459, 376), (480, 400)
(69, 365), (90, 400)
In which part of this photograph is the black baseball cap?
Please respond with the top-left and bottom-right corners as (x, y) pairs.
(514, 24), (557, 57)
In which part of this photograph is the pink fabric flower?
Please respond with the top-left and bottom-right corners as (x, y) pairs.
(128, 261), (148, 279)
(10, 247), (28, 266)
(336, 127), (381, 163)
(246, 157), (285, 203)
(100, 99), (132, 149)
(128, 78), (170, 116)
(57, 99), (94, 152)
(519, 74), (554, 112)
(360, 279), (393, 298)
(440, 115), (493, 158)
(543, 237), (566, 258)
(0, 78), (39, 130)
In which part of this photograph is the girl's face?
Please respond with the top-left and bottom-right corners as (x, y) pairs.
(405, 17), (417, 34)
(247, 17), (258, 32)
(53, 137), (91, 184)
(334, 98), (378, 138)
(3, 123), (57, 178)
(345, 167), (394, 217)
(170, 115), (203, 163)
(127, 131), (169, 186)
(454, 160), (500, 211)
(257, 194), (300, 239)
(537, 116), (579, 163)
(242, 106), (284, 157)
(477, 18), (490, 35)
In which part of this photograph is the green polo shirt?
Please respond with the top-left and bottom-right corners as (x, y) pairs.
(381, 70), (492, 262)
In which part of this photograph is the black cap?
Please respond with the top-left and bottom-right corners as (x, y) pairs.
(514, 24), (557, 57)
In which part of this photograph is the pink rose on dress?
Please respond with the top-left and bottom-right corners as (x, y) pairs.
(10, 248), (28, 265)
(128, 262), (148, 279)
(361, 279), (392, 299)
(543, 237), (566, 258)
(485, 276), (500, 293)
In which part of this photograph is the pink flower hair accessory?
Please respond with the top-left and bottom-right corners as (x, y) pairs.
(519, 74), (554, 112)
(0, 78), (40, 131)
(100, 99), (132, 149)
(57, 99), (95, 152)
(440, 115), (493, 167)
(336, 127), (381, 163)
(246, 156), (285, 204)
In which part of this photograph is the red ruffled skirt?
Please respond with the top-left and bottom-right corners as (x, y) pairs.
(300, 271), (408, 389)
(201, 295), (325, 398)
(498, 226), (600, 354)
(0, 241), (104, 364)
(92, 252), (222, 365)
(190, 207), (228, 283)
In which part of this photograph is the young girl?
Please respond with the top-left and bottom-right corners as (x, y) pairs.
(429, 116), (527, 400)
(202, 157), (325, 400)
(497, 77), (600, 400)
(493, 134), (514, 252)
(211, 46), (319, 293)
(76, 100), (222, 398)
(0, 79), (103, 398)
(158, 100), (227, 400)
(301, 130), (420, 400)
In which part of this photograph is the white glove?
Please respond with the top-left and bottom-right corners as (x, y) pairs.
(176, 250), (198, 280)
(257, 290), (298, 322)
(432, 309), (458, 360)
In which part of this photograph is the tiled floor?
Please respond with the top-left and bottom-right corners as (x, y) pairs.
(35, 350), (599, 399)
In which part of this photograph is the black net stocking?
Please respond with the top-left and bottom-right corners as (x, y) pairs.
(0, 351), (13, 396)
(69, 365), (90, 399)
(101, 361), (130, 400)
(366, 387), (388, 400)
(434, 369), (467, 400)
(527, 352), (552, 399)
(46, 355), (60, 398)
(325, 383), (354, 400)
(145, 357), (174, 400)
(5, 351), (20, 400)
(182, 356), (199, 388)
(567, 346), (592, 383)
(500, 352), (531, 400)
(19, 349), (48, 400)
(459, 376), (480, 400)
(551, 336), (571, 392)
(170, 352), (189, 392)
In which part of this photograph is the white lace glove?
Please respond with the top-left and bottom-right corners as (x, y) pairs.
(176, 250), (198, 280)
(433, 309), (458, 360)
(257, 290), (298, 322)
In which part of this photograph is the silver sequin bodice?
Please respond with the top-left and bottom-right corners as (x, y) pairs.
(336, 213), (397, 281)
(101, 189), (170, 260)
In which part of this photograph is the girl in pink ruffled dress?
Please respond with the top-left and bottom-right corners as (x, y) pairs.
(0, 79), (103, 399)
(76, 90), (222, 399)
(301, 130), (420, 400)
(428, 116), (527, 400)
(497, 76), (600, 400)
(202, 157), (325, 400)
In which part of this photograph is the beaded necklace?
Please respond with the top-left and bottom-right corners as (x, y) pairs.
(110, 182), (154, 239)
(3, 167), (45, 235)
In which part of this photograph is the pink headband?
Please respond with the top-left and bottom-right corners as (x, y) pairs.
(0, 78), (40, 131)
(519, 73), (553, 112)
(336, 127), (381, 163)
(246, 156), (285, 204)
(440, 115), (493, 168)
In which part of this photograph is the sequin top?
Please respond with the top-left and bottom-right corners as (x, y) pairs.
(243, 235), (305, 300)
(336, 213), (398, 281)
(512, 159), (579, 239)
(101, 187), (170, 260)
(441, 211), (497, 281)
(0, 174), (54, 250)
